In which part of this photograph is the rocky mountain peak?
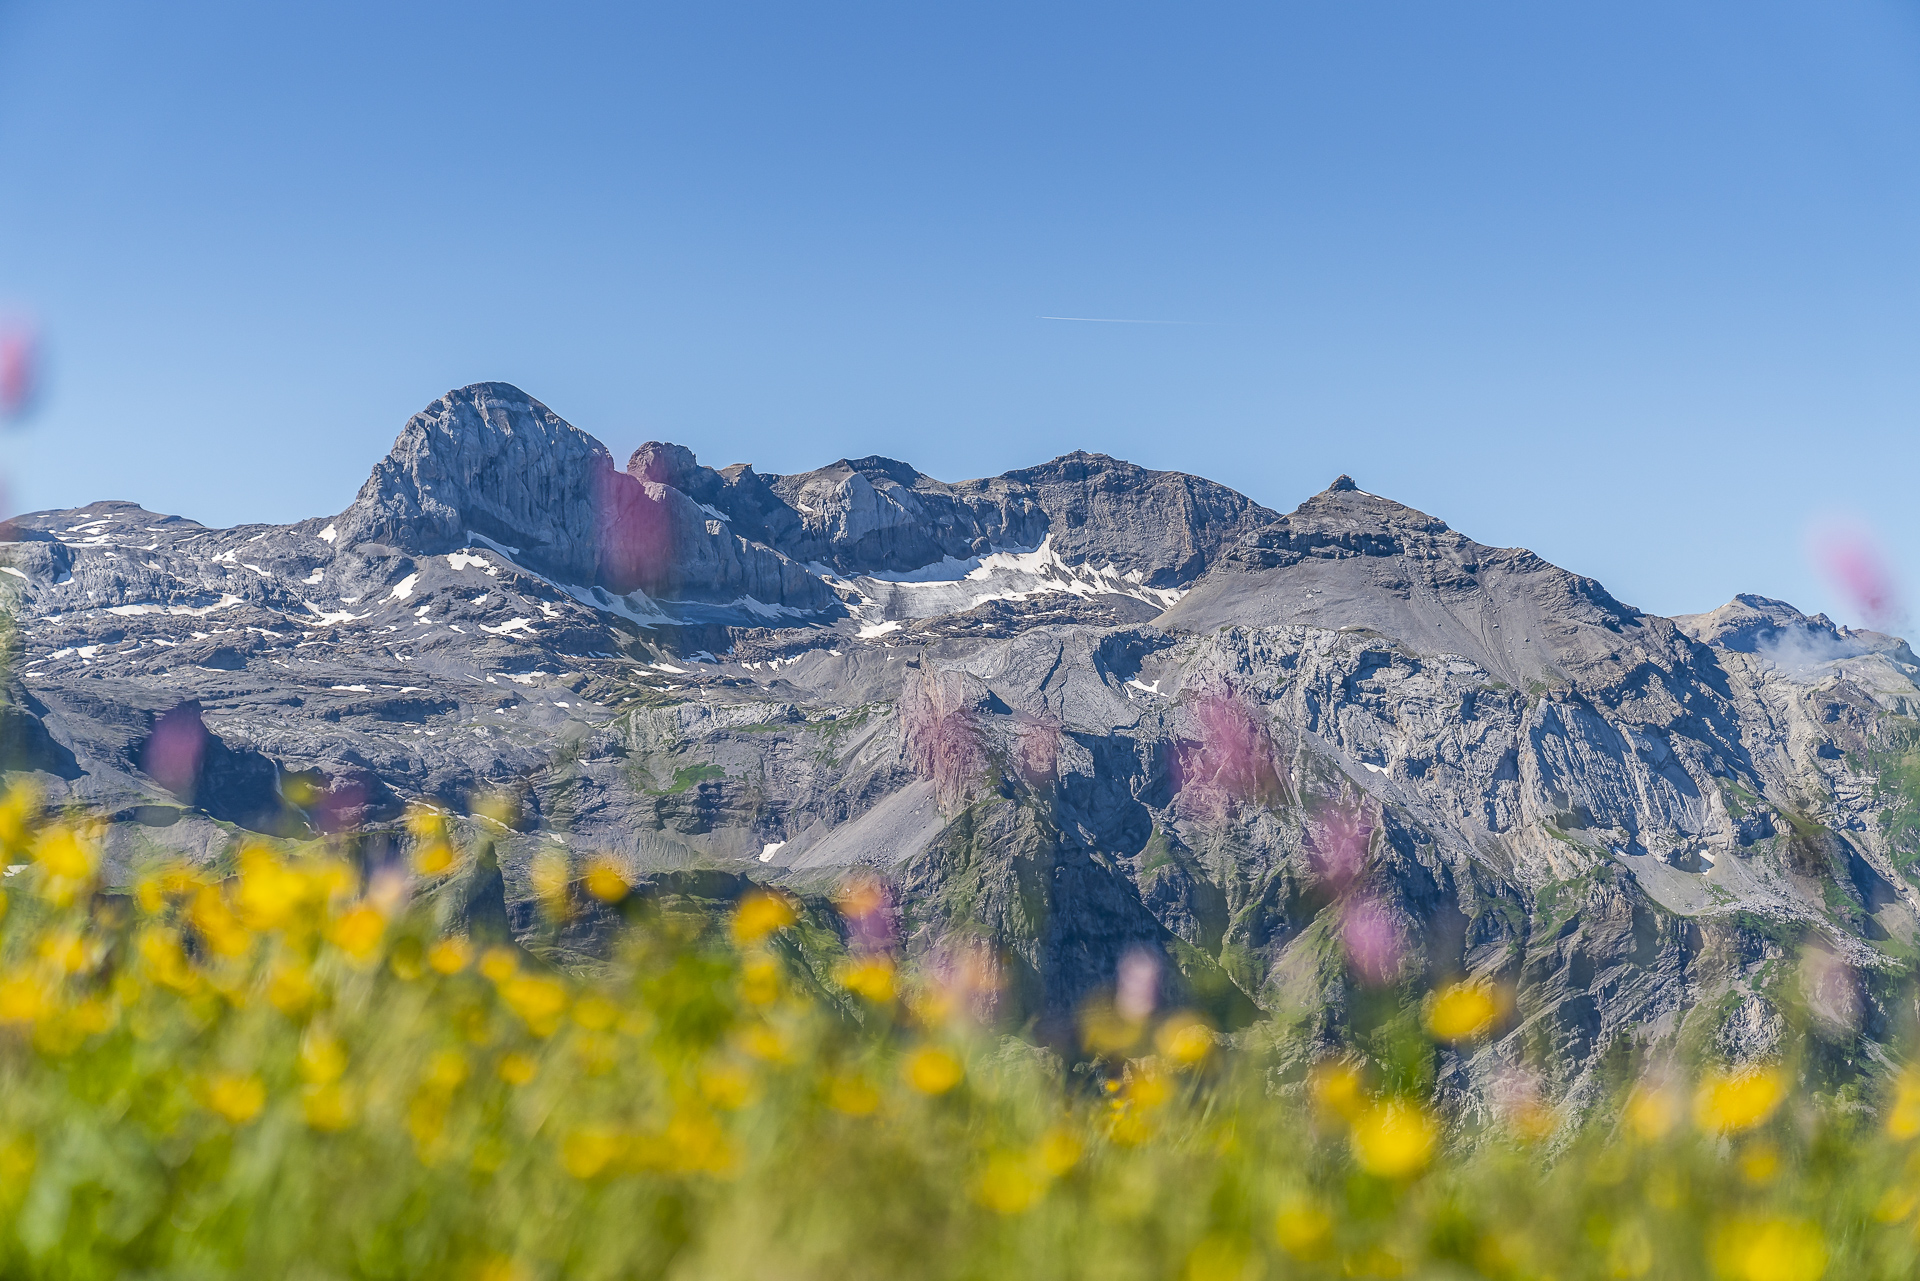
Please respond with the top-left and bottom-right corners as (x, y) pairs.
(8, 380), (1920, 1117)
(626, 441), (704, 491)
(337, 382), (614, 584)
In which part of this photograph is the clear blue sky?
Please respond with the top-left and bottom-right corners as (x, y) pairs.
(1, 1), (1917, 629)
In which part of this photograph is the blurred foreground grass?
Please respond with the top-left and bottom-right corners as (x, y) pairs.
(0, 790), (1915, 1280)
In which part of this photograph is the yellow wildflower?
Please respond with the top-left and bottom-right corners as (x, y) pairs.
(530, 850), (570, 918)
(299, 1031), (348, 1084)
(1275, 1193), (1334, 1259)
(137, 927), (197, 993)
(1079, 1001), (1144, 1055)
(479, 946), (519, 983)
(235, 846), (307, 930)
(561, 1126), (626, 1179)
(190, 886), (253, 958)
(666, 1108), (739, 1175)
(1626, 1083), (1680, 1142)
(0, 780), (42, 852)
(1711, 1216), (1827, 1281)
(1184, 1236), (1253, 1281)
(412, 839), (457, 877)
(1310, 1062), (1365, 1121)
(837, 955), (896, 1003)
(1889, 1070), (1920, 1140)
(33, 824), (94, 881)
(500, 974), (569, 1036)
(732, 889), (798, 945)
(583, 857), (629, 903)
(497, 1051), (538, 1085)
(1350, 1100), (1437, 1178)
(975, 1150), (1044, 1215)
(1426, 981), (1499, 1043)
(36, 930), (89, 974)
(329, 904), (387, 962)
(33, 825), (97, 905)
(740, 1024), (792, 1063)
(0, 972), (46, 1025)
(422, 1047), (468, 1093)
(699, 1061), (755, 1110)
(1156, 1012), (1215, 1065)
(740, 954), (782, 1006)
(205, 1073), (267, 1125)
(904, 1045), (965, 1095)
(266, 964), (315, 1016)
(470, 790), (519, 829)
(134, 876), (166, 916)
(1036, 1127), (1082, 1177)
(1127, 1069), (1172, 1110)
(1695, 1068), (1786, 1134)
(428, 937), (474, 975)
(302, 1082), (355, 1131)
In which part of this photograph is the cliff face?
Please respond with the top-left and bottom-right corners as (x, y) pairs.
(6, 383), (1919, 1109)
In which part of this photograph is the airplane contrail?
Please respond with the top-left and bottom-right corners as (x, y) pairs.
(1039, 315), (1192, 325)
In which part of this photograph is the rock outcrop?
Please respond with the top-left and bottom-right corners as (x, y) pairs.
(5, 383), (1918, 1116)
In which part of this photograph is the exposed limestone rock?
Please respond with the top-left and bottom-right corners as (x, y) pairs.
(4, 382), (1919, 1116)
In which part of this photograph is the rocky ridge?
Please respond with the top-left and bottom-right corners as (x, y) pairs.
(5, 382), (1919, 1115)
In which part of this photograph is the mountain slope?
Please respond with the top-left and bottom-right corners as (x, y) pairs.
(3, 383), (1917, 1110)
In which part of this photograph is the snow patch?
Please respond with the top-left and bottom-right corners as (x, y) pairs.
(169, 594), (246, 617)
(466, 531), (521, 558)
(446, 552), (491, 572)
(318, 524), (337, 544)
(0, 567), (27, 581)
(480, 617), (535, 636)
(331, 684), (371, 692)
(858, 620), (902, 638)
(845, 534), (1184, 628)
(304, 602), (365, 626)
(386, 573), (420, 601)
(759, 841), (785, 863)
(304, 569), (324, 585)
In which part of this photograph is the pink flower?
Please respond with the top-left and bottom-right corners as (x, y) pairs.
(1812, 521), (1899, 629)
(142, 705), (206, 797)
(1341, 898), (1402, 986)
(1309, 804), (1372, 889)
(901, 670), (989, 807)
(1116, 947), (1161, 1022)
(1172, 685), (1287, 821)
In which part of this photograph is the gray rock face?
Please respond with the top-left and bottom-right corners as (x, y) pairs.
(6, 385), (1920, 1115)
(340, 383), (832, 612)
(627, 445), (1277, 585)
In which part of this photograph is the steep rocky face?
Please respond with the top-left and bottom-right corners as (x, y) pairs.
(4, 384), (1919, 1116)
(626, 442), (1277, 586)
(340, 383), (831, 612)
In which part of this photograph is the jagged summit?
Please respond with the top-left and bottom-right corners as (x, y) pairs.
(6, 380), (1920, 1112)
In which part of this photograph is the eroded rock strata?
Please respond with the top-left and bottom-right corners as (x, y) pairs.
(6, 381), (1917, 1110)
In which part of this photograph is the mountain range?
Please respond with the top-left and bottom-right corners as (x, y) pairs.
(6, 381), (1918, 1109)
